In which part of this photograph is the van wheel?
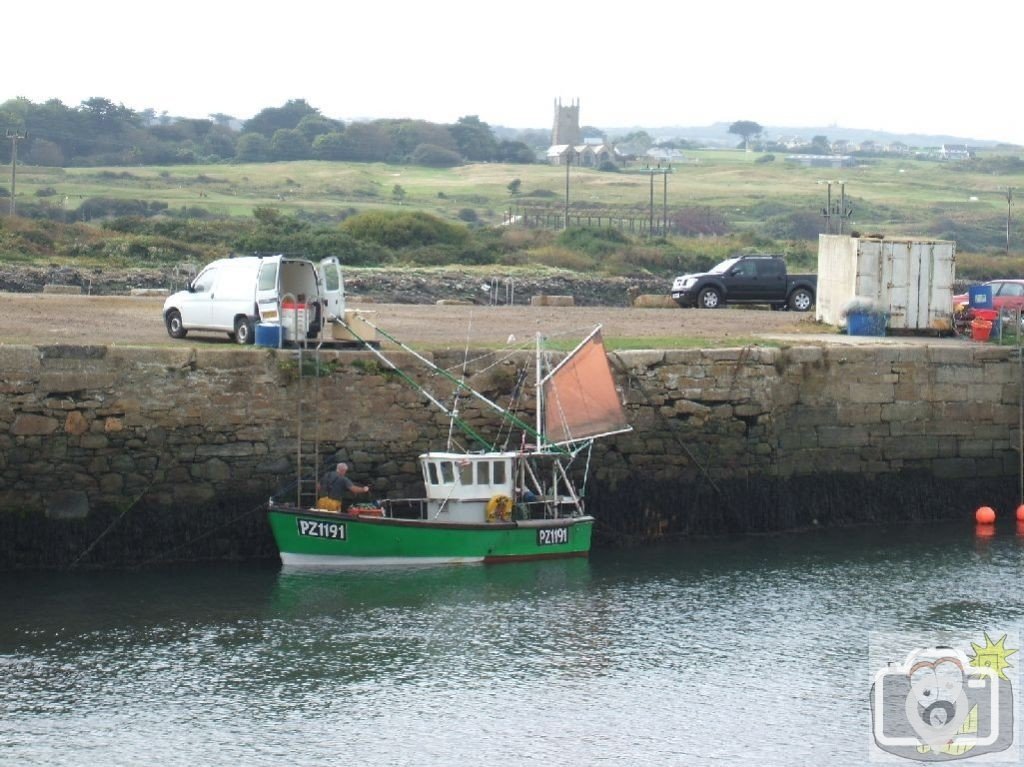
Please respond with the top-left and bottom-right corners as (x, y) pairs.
(165, 309), (188, 339)
(234, 316), (254, 345)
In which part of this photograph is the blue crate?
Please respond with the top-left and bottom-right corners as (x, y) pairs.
(968, 285), (993, 309)
(254, 323), (282, 348)
(847, 312), (888, 336)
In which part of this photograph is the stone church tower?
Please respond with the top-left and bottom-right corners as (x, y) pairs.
(551, 98), (581, 146)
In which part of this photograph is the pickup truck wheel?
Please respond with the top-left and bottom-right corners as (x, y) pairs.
(697, 287), (722, 309)
(788, 288), (814, 312)
(165, 309), (188, 339)
(234, 316), (255, 345)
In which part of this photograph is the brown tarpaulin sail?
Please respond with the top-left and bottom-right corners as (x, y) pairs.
(542, 329), (631, 445)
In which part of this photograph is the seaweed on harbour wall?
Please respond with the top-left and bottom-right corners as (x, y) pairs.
(589, 471), (1019, 546)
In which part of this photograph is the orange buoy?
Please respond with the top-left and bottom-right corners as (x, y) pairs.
(1017, 504), (1024, 522)
(975, 506), (996, 525)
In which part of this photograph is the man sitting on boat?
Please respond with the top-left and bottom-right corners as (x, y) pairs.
(316, 462), (371, 512)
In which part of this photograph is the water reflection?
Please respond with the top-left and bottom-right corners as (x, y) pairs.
(1, 522), (1022, 766)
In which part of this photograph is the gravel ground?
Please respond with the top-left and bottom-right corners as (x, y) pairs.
(0, 293), (829, 348)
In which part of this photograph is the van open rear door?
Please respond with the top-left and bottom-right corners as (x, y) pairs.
(318, 257), (346, 321)
(255, 255), (284, 323)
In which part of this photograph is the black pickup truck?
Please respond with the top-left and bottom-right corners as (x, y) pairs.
(670, 254), (817, 311)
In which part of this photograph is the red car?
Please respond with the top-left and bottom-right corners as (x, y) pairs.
(952, 279), (1024, 314)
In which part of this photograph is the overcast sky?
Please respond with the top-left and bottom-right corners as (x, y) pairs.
(9, 1), (1023, 144)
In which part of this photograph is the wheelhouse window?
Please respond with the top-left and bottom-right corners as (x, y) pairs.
(427, 458), (509, 487)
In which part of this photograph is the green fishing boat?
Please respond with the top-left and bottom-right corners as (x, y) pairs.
(267, 324), (630, 567)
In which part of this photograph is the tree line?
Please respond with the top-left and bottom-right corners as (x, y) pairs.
(0, 97), (538, 168)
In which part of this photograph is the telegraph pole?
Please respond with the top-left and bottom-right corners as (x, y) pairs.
(662, 166), (668, 235)
(1006, 187), (1014, 256)
(649, 167), (654, 235)
(820, 180), (852, 234)
(563, 148), (573, 230)
(644, 164), (671, 237)
(6, 130), (27, 217)
(822, 181), (832, 233)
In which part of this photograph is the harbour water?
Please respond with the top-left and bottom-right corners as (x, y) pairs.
(2, 520), (1022, 766)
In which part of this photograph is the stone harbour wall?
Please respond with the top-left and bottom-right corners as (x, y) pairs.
(0, 342), (1019, 569)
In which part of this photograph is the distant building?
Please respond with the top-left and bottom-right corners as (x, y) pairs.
(775, 135), (810, 150)
(548, 98), (619, 167)
(547, 143), (615, 168)
(939, 143), (973, 161)
(784, 154), (855, 168)
(645, 147), (686, 162)
(552, 98), (581, 147)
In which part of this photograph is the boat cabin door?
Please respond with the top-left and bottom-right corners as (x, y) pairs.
(318, 257), (345, 322)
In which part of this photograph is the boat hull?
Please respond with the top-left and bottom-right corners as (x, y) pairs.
(267, 507), (593, 567)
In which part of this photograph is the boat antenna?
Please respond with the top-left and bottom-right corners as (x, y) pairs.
(496, 366), (529, 450)
(536, 332), (543, 446)
(448, 315), (474, 451)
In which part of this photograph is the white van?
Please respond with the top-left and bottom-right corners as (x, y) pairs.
(162, 255), (345, 344)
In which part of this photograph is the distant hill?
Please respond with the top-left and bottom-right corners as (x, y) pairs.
(611, 123), (1016, 149)
(495, 121), (1018, 149)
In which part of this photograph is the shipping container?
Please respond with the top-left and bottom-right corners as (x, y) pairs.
(816, 235), (956, 332)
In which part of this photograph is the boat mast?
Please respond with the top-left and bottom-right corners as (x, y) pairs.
(535, 332), (543, 447)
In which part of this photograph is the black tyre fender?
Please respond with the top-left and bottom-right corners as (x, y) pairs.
(165, 309), (188, 338)
(787, 287), (814, 312)
(234, 315), (255, 345)
(697, 287), (722, 309)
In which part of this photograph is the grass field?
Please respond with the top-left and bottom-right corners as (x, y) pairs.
(11, 149), (1020, 237)
(7, 147), (1023, 280)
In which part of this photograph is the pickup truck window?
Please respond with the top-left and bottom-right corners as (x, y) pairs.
(710, 257), (739, 274)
